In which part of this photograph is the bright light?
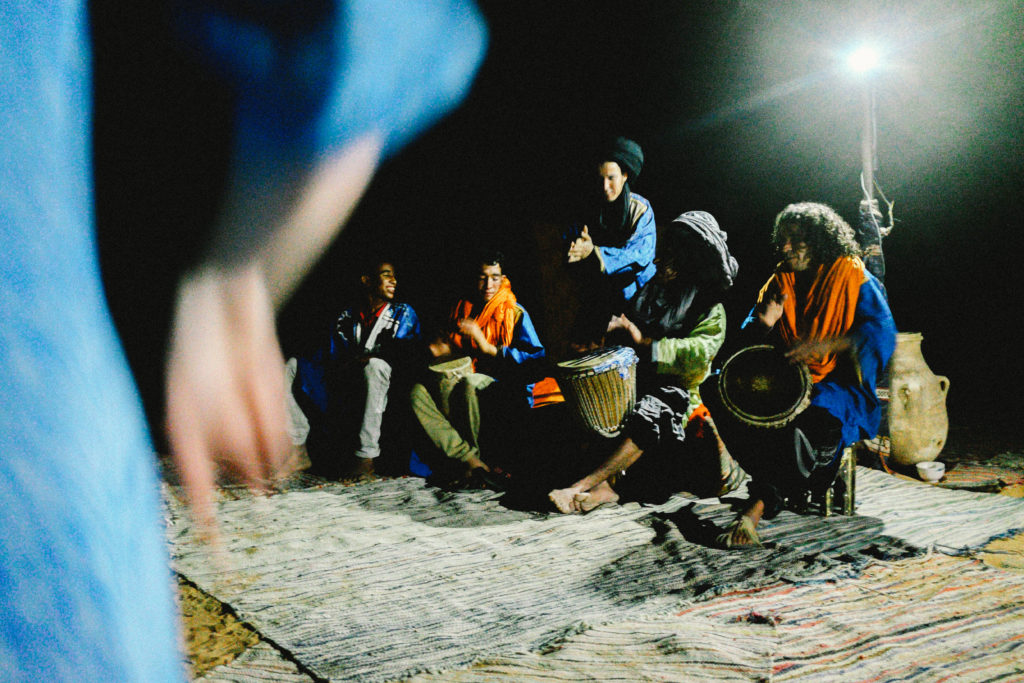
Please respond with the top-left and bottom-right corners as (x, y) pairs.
(846, 45), (880, 74)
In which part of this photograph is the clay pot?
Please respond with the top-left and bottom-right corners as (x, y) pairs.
(886, 332), (950, 465)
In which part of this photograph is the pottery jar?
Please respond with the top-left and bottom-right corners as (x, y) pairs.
(886, 332), (949, 465)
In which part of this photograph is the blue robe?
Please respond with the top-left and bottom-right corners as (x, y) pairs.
(0, 1), (485, 679)
(742, 271), (897, 450)
(566, 192), (657, 302)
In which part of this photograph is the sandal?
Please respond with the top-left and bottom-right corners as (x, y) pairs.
(715, 515), (763, 549)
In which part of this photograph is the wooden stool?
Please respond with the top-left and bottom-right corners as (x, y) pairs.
(821, 446), (856, 516)
(787, 446), (856, 516)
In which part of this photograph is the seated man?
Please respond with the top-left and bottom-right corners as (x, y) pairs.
(565, 137), (657, 344)
(715, 202), (896, 548)
(411, 250), (545, 486)
(549, 211), (741, 513)
(294, 260), (420, 478)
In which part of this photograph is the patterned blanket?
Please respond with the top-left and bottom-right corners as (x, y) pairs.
(170, 468), (1024, 681)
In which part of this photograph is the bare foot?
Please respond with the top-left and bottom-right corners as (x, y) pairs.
(576, 481), (619, 512)
(339, 456), (375, 482)
(549, 486), (584, 514)
(715, 514), (762, 548)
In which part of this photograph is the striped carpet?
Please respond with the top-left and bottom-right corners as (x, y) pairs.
(196, 642), (313, 682)
(410, 554), (1024, 681)
(167, 468), (1024, 681)
(935, 463), (1024, 491)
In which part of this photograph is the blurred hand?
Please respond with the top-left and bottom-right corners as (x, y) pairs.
(756, 289), (786, 329)
(428, 338), (453, 358)
(567, 225), (594, 263)
(165, 264), (290, 533)
(607, 314), (641, 345)
(785, 337), (850, 364)
(457, 317), (484, 344)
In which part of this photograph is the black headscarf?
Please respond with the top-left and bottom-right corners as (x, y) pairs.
(587, 137), (645, 248)
(603, 136), (643, 180)
(627, 211), (738, 339)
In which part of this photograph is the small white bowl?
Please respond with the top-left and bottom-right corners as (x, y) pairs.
(916, 461), (946, 483)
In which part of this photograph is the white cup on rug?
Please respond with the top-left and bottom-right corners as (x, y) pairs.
(916, 461), (945, 483)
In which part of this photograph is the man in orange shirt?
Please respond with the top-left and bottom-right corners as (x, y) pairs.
(410, 251), (545, 487)
(716, 202), (896, 548)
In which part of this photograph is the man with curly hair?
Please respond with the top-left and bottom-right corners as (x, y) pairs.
(716, 202), (896, 548)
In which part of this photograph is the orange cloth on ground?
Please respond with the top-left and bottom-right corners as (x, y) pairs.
(688, 403), (711, 428)
(449, 276), (518, 353)
(758, 256), (866, 382)
(531, 376), (564, 408)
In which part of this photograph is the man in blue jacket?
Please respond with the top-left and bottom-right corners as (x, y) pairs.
(295, 260), (421, 479)
(566, 137), (657, 346)
(411, 251), (545, 487)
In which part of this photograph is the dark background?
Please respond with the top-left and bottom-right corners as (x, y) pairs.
(93, 1), (1024, 448)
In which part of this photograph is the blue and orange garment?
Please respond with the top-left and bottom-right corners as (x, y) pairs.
(449, 276), (519, 358)
(449, 276), (546, 405)
(748, 255), (896, 447)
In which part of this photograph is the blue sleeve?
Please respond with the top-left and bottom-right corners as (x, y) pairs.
(396, 304), (422, 342)
(328, 309), (357, 360)
(176, 0), (487, 161)
(849, 273), (897, 394)
(597, 200), (657, 281)
(498, 306), (546, 367)
(812, 273), (896, 445)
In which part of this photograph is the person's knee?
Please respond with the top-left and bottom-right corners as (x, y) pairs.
(364, 356), (392, 381)
(464, 372), (494, 392)
(410, 383), (430, 405)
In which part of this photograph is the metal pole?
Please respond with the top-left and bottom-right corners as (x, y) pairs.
(860, 80), (877, 200)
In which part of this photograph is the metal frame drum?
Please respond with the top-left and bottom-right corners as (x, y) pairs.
(717, 344), (812, 429)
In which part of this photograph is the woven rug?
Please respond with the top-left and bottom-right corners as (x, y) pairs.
(853, 467), (1024, 551)
(409, 554), (1024, 681)
(197, 642), (314, 682)
(166, 468), (1024, 682)
(935, 462), (1024, 491)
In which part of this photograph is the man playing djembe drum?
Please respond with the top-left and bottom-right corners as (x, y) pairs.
(715, 202), (896, 548)
(410, 251), (545, 487)
(549, 211), (741, 513)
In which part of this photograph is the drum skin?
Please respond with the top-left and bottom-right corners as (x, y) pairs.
(556, 346), (638, 438)
(717, 345), (811, 428)
(428, 356), (474, 380)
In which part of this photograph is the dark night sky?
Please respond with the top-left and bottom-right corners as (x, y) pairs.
(93, 1), (1024, 441)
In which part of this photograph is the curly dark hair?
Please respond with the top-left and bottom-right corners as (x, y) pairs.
(772, 202), (860, 265)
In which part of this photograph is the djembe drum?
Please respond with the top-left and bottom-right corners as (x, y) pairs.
(717, 344), (811, 428)
(427, 356), (474, 414)
(555, 346), (638, 438)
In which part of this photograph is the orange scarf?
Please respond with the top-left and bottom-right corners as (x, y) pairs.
(449, 276), (518, 352)
(758, 256), (866, 382)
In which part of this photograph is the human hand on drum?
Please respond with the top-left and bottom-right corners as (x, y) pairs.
(785, 336), (851, 364)
(567, 225), (595, 263)
(755, 289), (787, 328)
(607, 314), (642, 345)
(428, 336), (453, 358)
